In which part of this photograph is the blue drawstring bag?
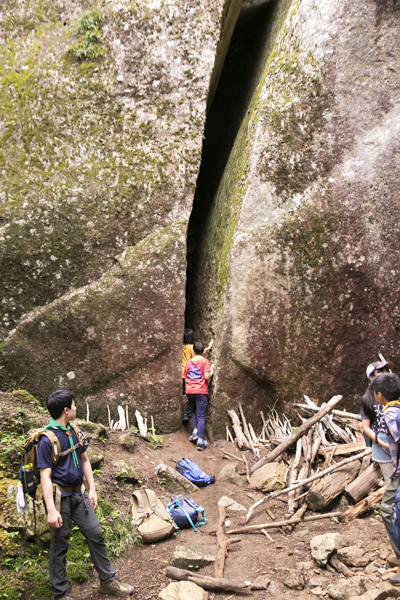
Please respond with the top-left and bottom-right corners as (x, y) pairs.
(175, 458), (215, 487)
(166, 495), (207, 532)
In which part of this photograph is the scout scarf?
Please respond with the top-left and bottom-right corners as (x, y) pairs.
(382, 400), (400, 413)
(45, 419), (80, 469)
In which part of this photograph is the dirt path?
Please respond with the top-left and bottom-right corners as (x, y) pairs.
(71, 427), (392, 599)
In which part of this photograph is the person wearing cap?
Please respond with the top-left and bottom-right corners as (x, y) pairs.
(371, 373), (400, 585)
(361, 360), (394, 483)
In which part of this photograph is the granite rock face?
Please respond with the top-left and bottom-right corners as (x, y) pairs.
(3, 0), (400, 433)
(0, 0), (241, 428)
(2, 223), (187, 428)
(0, 0), (231, 331)
(187, 0), (400, 432)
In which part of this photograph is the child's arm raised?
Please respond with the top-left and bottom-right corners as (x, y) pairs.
(204, 339), (214, 353)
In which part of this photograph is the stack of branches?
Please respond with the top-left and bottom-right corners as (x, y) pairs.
(227, 395), (384, 535)
(294, 394), (362, 447)
(227, 403), (263, 460)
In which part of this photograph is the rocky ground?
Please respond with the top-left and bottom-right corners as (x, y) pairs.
(69, 427), (399, 600)
(0, 390), (398, 600)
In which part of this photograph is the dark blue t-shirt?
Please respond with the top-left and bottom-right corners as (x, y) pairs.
(37, 427), (88, 497)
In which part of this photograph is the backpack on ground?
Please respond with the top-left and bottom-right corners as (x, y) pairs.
(175, 458), (215, 487)
(166, 495), (207, 531)
(20, 425), (85, 501)
(131, 488), (177, 544)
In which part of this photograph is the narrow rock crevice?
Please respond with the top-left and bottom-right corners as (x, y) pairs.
(185, 0), (277, 330)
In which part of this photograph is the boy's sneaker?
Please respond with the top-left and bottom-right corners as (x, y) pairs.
(182, 414), (189, 423)
(99, 579), (134, 596)
(189, 433), (198, 442)
(197, 440), (208, 451)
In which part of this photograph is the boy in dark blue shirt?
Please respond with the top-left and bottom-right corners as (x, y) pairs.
(38, 390), (134, 599)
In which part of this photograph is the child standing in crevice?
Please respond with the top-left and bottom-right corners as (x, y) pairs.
(184, 341), (215, 451)
(181, 329), (213, 422)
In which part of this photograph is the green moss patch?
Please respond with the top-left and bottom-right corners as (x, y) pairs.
(66, 10), (105, 61)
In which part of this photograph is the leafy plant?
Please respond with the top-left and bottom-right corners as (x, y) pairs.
(96, 503), (141, 557)
(147, 429), (163, 449)
(67, 10), (105, 61)
(0, 431), (26, 473)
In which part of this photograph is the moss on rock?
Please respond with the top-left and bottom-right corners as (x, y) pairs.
(2, 223), (187, 429)
(0, 0), (225, 335)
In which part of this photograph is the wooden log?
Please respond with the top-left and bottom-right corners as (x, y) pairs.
(228, 410), (251, 450)
(239, 404), (259, 458)
(306, 461), (361, 511)
(265, 507), (276, 520)
(345, 463), (382, 503)
(294, 404), (361, 421)
(227, 512), (341, 535)
(311, 435), (322, 463)
(242, 454), (250, 484)
(288, 438), (302, 514)
(283, 503), (308, 533)
(222, 450), (243, 462)
(297, 428), (314, 505)
(358, 454), (371, 476)
(268, 436), (286, 446)
(250, 395), (343, 474)
(339, 486), (386, 523)
(245, 448), (371, 523)
(226, 536), (242, 545)
(330, 556), (354, 577)
(303, 396), (351, 443)
(215, 505), (227, 578)
(260, 411), (267, 439)
(319, 440), (366, 457)
(260, 529), (275, 542)
(249, 423), (259, 446)
(165, 566), (253, 594)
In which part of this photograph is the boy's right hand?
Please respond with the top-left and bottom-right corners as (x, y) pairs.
(47, 509), (63, 528)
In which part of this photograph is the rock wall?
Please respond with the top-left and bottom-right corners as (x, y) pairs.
(0, 0), (243, 427)
(3, 0), (400, 433)
(188, 0), (400, 433)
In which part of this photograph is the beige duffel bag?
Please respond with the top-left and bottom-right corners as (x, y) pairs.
(131, 488), (177, 544)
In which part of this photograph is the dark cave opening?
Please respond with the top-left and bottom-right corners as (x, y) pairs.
(185, 0), (278, 330)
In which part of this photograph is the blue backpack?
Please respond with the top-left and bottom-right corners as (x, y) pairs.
(175, 458), (215, 487)
(391, 491), (400, 549)
(389, 409), (400, 547)
(166, 495), (207, 532)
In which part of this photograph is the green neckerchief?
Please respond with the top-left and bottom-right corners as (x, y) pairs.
(382, 400), (400, 413)
(45, 419), (80, 469)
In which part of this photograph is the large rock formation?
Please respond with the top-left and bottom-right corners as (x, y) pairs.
(2, 0), (400, 433)
(0, 0), (242, 426)
(186, 0), (400, 432)
(3, 223), (186, 428)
